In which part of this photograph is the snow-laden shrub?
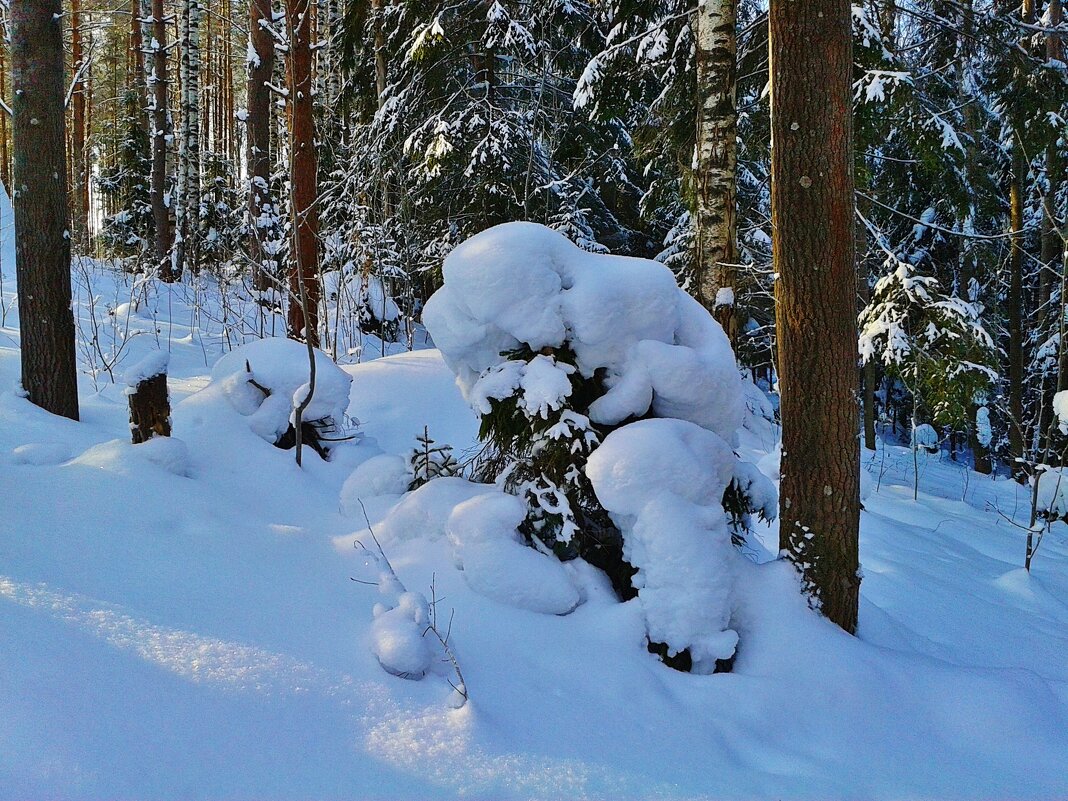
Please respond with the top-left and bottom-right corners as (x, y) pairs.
(911, 423), (939, 454)
(424, 222), (775, 669)
(212, 337), (353, 456)
(1036, 468), (1068, 522)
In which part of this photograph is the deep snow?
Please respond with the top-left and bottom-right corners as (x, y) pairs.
(3, 253), (1068, 799)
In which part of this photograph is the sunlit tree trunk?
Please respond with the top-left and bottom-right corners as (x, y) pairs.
(286, 0), (320, 346)
(693, 0), (739, 341)
(771, 0), (860, 633)
(12, 0), (79, 420)
(149, 0), (173, 276)
(247, 0), (275, 291)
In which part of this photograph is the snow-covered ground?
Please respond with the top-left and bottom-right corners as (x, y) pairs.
(3, 251), (1068, 798)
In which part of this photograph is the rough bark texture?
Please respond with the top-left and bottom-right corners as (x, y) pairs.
(12, 0), (79, 421)
(150, 0), (173, 275)
(286, 0), (321, 347)
(1007, 148), (1025, 464)
(771, 0), (860, 633)
(1, 42), (9, 192)
(70, 0), (89, 249)
(174, 0), (202, 278)
(693, 0), (739, 341)
(247, 0), (275, 290)
(129, 371), (171, 443)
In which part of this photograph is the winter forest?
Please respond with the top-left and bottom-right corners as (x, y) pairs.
(1, 0), (1067, 795)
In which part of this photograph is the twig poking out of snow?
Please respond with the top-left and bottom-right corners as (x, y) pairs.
(352, 501), (468, 708)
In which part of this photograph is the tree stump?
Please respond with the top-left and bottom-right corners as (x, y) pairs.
(128, 371), (171, 443)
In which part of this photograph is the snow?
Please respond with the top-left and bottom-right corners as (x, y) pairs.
(1036, 468), (1068, 520)
(1054, 390), (1068, 435)
(212, 336), (353, 442)
(4, 258), (1068, 799)
(446, 491), (580, 615)
(123, 349), (170, 389)
(423, 222), (742, 440)
(587, 419), (740, 671)
(911, 422), (939, 451)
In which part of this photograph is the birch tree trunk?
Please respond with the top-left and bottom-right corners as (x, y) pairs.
(286, 0), (321, 347)
(12, 0), (79, 420)
(693, 0), (739, 341)
(149, 0), (173, 276)
(771, 0), (860, 633)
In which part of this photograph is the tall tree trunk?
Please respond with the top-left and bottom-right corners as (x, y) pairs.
(1007, 138), (1026, 468)
(12, 0), (79, 421)
(150, 0), (173, 275)
(174, 0), (201, 278)
(70, 0), (89, 250)
(247, 0), (275, 290)
(372, 0), (387, 108)
(771, 0), (860, 633)
(286, 0), (320, 346)
(693, 0), (739, 341)
(0, 39), (9, 192)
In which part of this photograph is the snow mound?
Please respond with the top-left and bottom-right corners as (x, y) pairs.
(11, 442), (72, 466)
(371, 590), (435, 679)
(123, 349), (170, 389)
(340, 454), (411, 517)
(1036, 468), (1068, 520)
(587, 418), (740, 672)
(70, 437), (190, 478)
(446, 493), (580, 615)
(423, 222), (742, 440)
(911, 423), (939, 453)
(338, 477), (496, 550)
(135, 436), (192, 477)
(211, 337), (352, 443)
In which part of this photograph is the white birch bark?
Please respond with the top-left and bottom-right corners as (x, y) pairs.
(693, 0), (739, 340)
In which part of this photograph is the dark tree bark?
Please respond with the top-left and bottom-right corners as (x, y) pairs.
(70, 0), (89, 249)
(0, 38), (10, 192)
(129, 371), (171, 443)
(12, 0), (79, 421)
(771, 0), (860, 632)
(286, 0), (321, 347)
(150, 0), (174, 276)
(247, 0), (274, 290)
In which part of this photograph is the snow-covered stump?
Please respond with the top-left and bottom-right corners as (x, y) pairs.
(125, 351), (171, 444)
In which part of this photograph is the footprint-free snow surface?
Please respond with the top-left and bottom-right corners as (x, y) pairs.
(3, 260), (1068, 800)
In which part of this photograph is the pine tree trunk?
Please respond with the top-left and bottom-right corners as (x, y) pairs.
(175, 0), (201, 278)
(12, 0), (79, 421)
(1008, 147), (1026, 466)
(693, 0), (739, 341)
(0, 41), (9, 192)
(150, 0), (173, 275)
(771, 0), (860, 633)
(286, 0), (321, 346)
(247, 0), (275, 291)
(70, 0), (89, 250)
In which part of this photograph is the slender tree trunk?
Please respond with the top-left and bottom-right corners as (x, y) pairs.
(1008, 146), (1026, 466)
(0, 40), (9, 192)
(286, 0), (320, 346)
(247, 0), (275, 290)
(70, 0), (89, 249)
(771, 0), (860, 633)
(693, 0), (739, 340)
(150, 0), (173, 275)
(12, 0), (79, 421)
(372, 0), (387, 108)
(175, 0), (201, 278)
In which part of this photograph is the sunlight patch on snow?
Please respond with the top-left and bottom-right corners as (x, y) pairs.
(0, 576), (343, 696)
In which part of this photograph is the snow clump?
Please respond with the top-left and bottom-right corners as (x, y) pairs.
(586, 419), (742, 672)
(211, 337), (352, 445)
(423, 222), (743, 441)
